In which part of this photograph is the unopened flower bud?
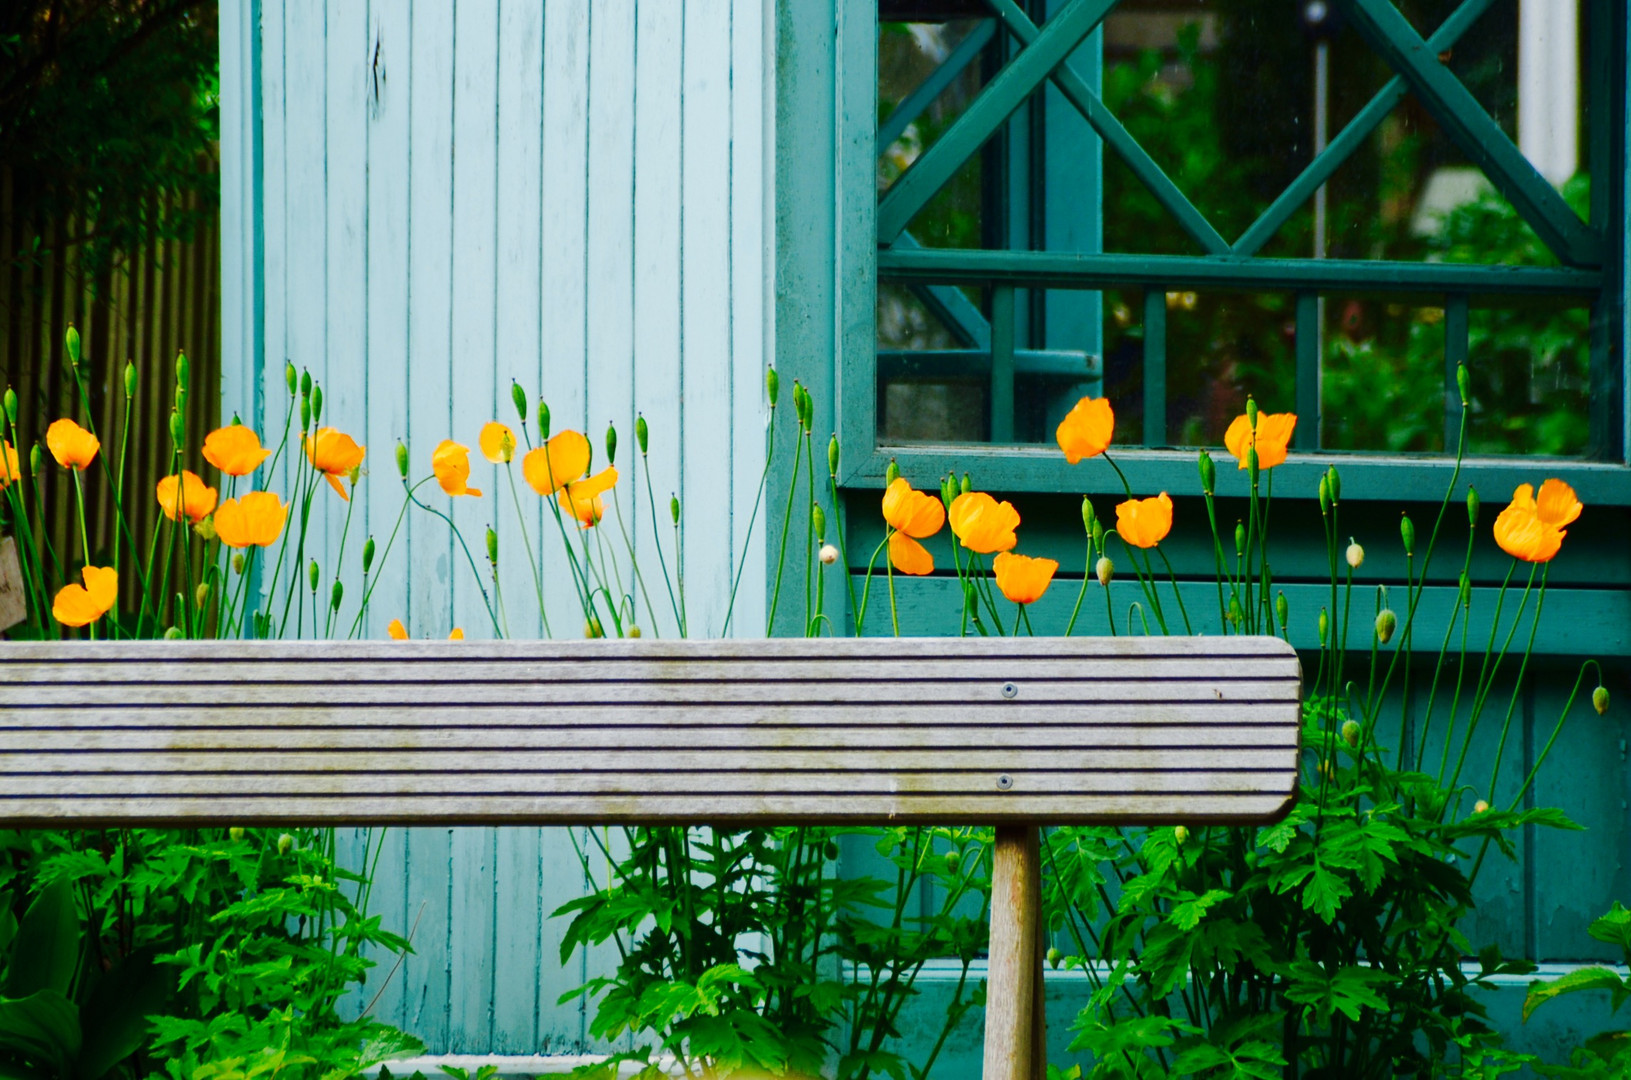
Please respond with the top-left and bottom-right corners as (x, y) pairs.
(820, 543), (839, 565)
(66, 324), (81, 366)
(330, 580), (344, 611)
(538, 400), (551, 439)
(824, 839), (841, 861)
(1198, 449), (1215, 495)
(124, 362), (138, 400)
(500, 381), (521, 425)
(395, 441), (409, 478)
(1096, 556), (1114, 587)
(232, 553), (246, 575)
(1341, 720), (1360, 748)
(228, 826), (245, 841)
(1173, 825), (1188, 846)
(605, 423), (617, 466)
(1081, 496), (1096, 534)
(1401, 514), (1416, 557)
(308, 560), (320, 593)
(1467, 486), (1480, 527)
(670, 494), (681, 525)
(1047, 946), (1063, 969)
(311, 384), (323, 424)
(1229, 595), (1243, 625)
(1346, 539), (1364, 569)
(175, 384), (189, 417)
(944, 848), (960, 871)
(277, 833), (294, 855)
(1456, 362), (1470, 407)
(195, 516), (216, 541)
(1375, 608), (1397, 644)
(1246, 395), (1258, 428)
(1326, 465), (1341, 504)
(1473, 799), (1490, 814)
(812, 503), (826, 539)
(285, 362), (298, 396)
(1247, 445), (1260, 478)
(1234, 521), (1246, 558)
(299, 394), (311, 432)
(766, 365), (779, 407)
(584, 618), (603, 639)
(1594, 686), (1610, 715)
(299, 369), (312, 397)
(1275, 591), (1289, 631)
(362, 536), (376, 574)
(1318, 607), (1329, 646)
(2, 388), (15, 425)
(886, 459), (900, 485)
(163, 625), (183, 639)
(175, 348), (190, 391)
(1091, 519), (1104, 549)
(636, 414), (649, 455)
(28, 444), (40, 475)
(486, 526), (498, 565)
(828, 435), (840, 477)
(960, 473), (972, 495)
(169, 410), (185, 448)
(196, 582), (211, 608)
(627, 625), (641, 638)
(940, 475), (957, 508)
(1318, 474), (1331, 515)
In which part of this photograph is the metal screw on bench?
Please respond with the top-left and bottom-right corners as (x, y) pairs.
(996, 774), (1013, 790)
(1002, 682), (1018, 699)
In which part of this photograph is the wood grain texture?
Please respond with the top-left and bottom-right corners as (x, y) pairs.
(985, 825), (1041, 1080)
(0, 636), (1298, 826)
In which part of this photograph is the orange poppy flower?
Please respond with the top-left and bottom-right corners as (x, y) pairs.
(888, 532), (934, 576)
(521, 430), (591, 496)
(479, 421), (517, 464)
(1116, 492), (1174, 549)
(1493, 480), (1581, 563)
(53, 565), (117, 627)
(994, 552), (1058, 605)
(46, 419), (99, 470)
(304, 427), (366, 500)
(882, 478), (944, 575)
(1056, 396), (1115, 463)
(432, 440), (483, 497)
(203, 425), (272, 476)
(949, 491), (1020, 554)
(1223, 412), (1297, 470)
(0, 441), (20, 491)
(155, 470), (219, 524)
(213, 491), (289, 549)
(449, 628), (465, 640)
(387, 618), (408, 640)
(564, 466), (618, 527)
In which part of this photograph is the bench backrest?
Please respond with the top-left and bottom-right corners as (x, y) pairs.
(0, 636), (1300, 826)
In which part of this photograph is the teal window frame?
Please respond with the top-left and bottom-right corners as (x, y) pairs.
(834, 0), (1631, 506)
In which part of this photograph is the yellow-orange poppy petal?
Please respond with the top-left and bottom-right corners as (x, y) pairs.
(479, 421), (517, 464)
(52, 565), (117, 627)
(214, 491), (289, 549)
(564, 467), (618, 527)
(202, 425), (272, 476)
(1493, 501), (1563, 563)
(1535, 478), (1582, 529)
(881, 478), (945, 539)
(888, 532), (934, 576)
(304, 427), (366, 499)
(1224, 411), (1296, 470)
(156, 470), (219, 524)
(1056, 396), (1115, 463)
(0, 442), (21, 490)
(521, 430), (592, 496)
(432, 440), (483, 497)
(46, 419), (99, 470)
(449, 628), (465, 640)
(948, 491), (1020, 554)
(1116, 492), (1174, 549)
(387, 618), (408, 640)
(994, 552), (1058, 605)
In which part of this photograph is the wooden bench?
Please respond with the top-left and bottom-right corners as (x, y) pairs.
(0, 635), (1301, 1079)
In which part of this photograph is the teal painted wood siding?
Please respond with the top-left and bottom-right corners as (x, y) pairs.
(219, 0), (772, 1054)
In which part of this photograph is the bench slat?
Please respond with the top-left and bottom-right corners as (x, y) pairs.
(0, 637), (1301, 825)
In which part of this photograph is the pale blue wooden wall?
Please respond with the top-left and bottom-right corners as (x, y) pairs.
(220, 0), (772, 1054)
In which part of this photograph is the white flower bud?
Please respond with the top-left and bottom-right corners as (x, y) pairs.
(819, 544), (839, 565)
(1346, 539), (1365, 569)
(1473, 800), (1490, 814)
(1096, 556), (1114, 587)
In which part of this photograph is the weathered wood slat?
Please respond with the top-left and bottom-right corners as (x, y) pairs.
(0, 637), (1300, 825)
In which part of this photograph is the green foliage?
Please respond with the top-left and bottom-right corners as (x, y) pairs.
(0, 828), (417, 1080)
(556, 826), (989, 1080)
(1525, 903), (1631, 1078)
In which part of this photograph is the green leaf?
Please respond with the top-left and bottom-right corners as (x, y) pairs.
(1588, 903), (1631, 953)
(0, 989), (82, 1075)
(77, 948), (171, 1080)
(1284, 961), (1397, 1025)
(2, 883), (79, 1000)
(1300, 861), (1351, 924)
(1524, 967), (1630, 1022)
(1167, 890), (1231, 932)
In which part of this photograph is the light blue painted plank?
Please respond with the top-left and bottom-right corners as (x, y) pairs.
(491, 826), (543, 1052)
(729, 0), (769, 639)
(536, 828), (589, 1051)
(356, 825), (411, 1032)
(631, 0), (684, 641)
(447, 0), (501, 644)
(492, 0), (547, 642)
(282, 0), (329, 640)
(586, 0), (637, 638)
(401, 827), (453, 1050)
(257, 0), (288, 618)
(217, 0), (258, 430)
(681, 0), (736, 637)
(324, 0), (369, 634)
(540, 0), (592, 638)
(362, 0), (413, 640)
(448, 826), (497, 1052)
(407, 0), (455, 641)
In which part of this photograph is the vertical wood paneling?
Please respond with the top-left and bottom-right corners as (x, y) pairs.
(225, 0), (773, 1055)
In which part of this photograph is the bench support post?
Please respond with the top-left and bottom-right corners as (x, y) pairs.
(984, 825), (1046, 1080)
